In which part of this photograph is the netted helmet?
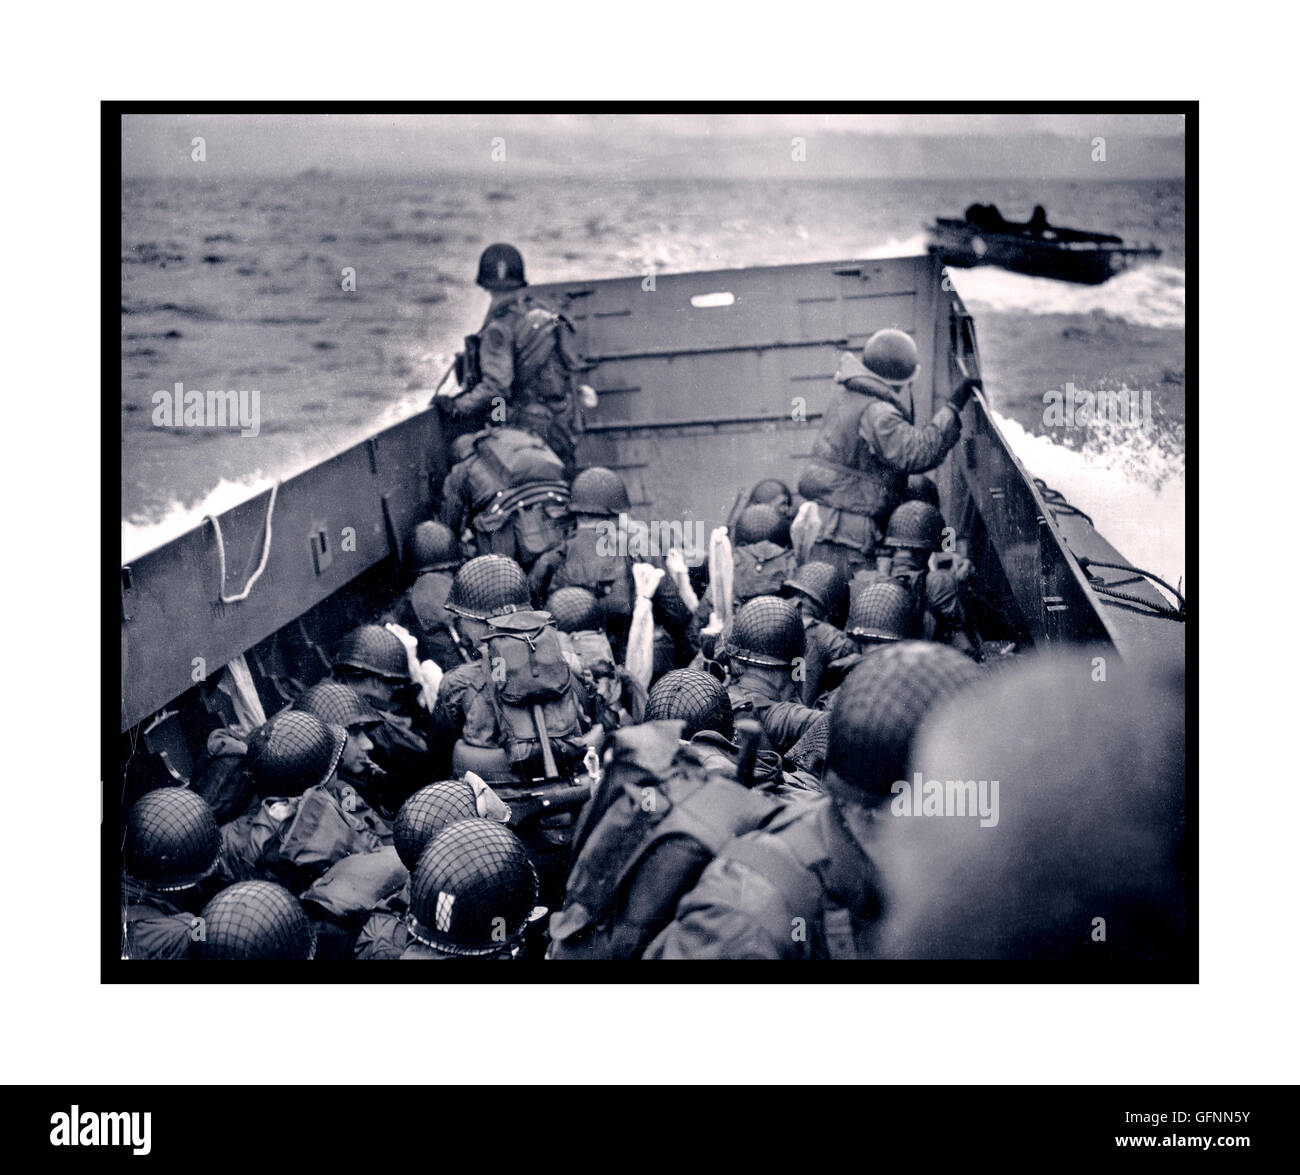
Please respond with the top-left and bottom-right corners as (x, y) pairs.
(645, 669), (735, 740)
(445, 554), (530, 620)
(569, 466), (630, 517)
(123, 787), (221, 892)
(734, 503), (786, 546)
(847, 580), (915, 643)
(406, 819), (538, 957)
(726, 595), (806, 668)
(193, 881), (316, 960)
(547, 585), (602, 633)
(334, 624), (410, 681)
(884, 501), (945, 552)
(783, 561), (850, 628)
(475, 242), (526, 291)
(292, 681), (381, 731)
(826, 642), (983, 800)
(393, 780), (482, 871)
(862, 328), (919, 383)
(244, 711), (346, 797)
(406, 520), (460, 573)
(905, 475), (941, 509)
(748, 478), (793, 512)
(786, 713), (830, 775)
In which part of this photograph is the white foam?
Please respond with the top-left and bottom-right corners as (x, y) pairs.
(992, 410), (1186, 598)
(122, 474), (277, 563)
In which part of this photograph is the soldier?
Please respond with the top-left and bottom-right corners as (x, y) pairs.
(331, 624), (433, 797)
(548, 718), (784, 960)
(548, 585), (636, 729)
(402, 819), (541, 960)
(878, 500), (978, 657)
(781, 560), (856, 704)
(292, 680), (389, 815)
(439, 424), (569, 571)
(811, 579), (916, 702)
(437, 243), (591, 474)
(379, 520), (468, 671)
(722, 595), (823, 754)
(122, 788), (223, 959)
(646, 642), (985, 959)
(797, 327), (979, 577)
(192, 881), (317, 961)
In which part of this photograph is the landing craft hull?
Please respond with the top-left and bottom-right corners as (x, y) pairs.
(118, 254), (1183, 793)
(928, 219), (1161, 285)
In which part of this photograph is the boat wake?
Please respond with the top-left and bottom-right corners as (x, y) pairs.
(993, 410), (1186, 596)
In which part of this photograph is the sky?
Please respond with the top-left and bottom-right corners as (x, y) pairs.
(121, 111), (1186, 180)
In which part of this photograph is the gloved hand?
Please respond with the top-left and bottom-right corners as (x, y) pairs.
(948, 377), (981, 413)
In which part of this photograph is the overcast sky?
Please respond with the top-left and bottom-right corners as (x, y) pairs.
(122, 112), (1186, 180)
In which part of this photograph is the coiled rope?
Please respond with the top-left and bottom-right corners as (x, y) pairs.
(204, 482), (279, 604)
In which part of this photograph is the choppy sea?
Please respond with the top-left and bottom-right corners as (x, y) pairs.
(121, 174), (1186, 589)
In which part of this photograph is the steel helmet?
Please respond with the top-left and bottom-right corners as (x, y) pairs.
(292, 681), (382, 731)
(244, 710), (346, 797)
(445, 554), (530, 620)
(194, 881), (316, 960)
(862, 328), (919, 384)
(847, 580), (915, 643)
(475, 242), (526, 291)
(826, 642), (983, 800)
(393, 780), (482, 871)
(569, 466), (630, 517)
(748, 478), (793, 512)
(406, 520), (461, 573)
(334, 624), (410, 681)
(546, 585), (602, 633)
(905, 475), (941, 509)
(782, 560), (850, 629)
(123, 787), (221, 892)
(884, 501), (945, 552)
(726, 595), (806, 668)
(645, 669), (735, 740)
(734, 503), (787, 546)
(406, 819), (538, 957)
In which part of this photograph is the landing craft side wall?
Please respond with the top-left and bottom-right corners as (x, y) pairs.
(530, 255), (946, 536)
(120, 409), (447, 732)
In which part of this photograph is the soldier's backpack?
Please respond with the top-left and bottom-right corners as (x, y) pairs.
(474, 426), (567, 488)
(553, 528), (634, 619)
(481, 609), (589, 777)
(731, 542), (798, 607)
(547, 721), (781, 960)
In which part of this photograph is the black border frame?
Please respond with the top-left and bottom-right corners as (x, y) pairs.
(104, 100), (1197, 983)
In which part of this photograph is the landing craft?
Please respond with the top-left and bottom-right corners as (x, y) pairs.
(117, 253), (1185, 804)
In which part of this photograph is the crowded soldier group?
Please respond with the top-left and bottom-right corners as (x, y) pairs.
(121, 245), (1185, 962)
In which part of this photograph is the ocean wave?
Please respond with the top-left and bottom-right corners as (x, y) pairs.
(950, 264), (1185, 330)
(992, 410), (1186, 597)
(122, 474), (277, 563)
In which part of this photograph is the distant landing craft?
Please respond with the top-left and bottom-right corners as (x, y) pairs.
(927, 203), (1162, 285)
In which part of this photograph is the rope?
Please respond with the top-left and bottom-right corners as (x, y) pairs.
(204, 482), (279, 604)
(1078, 557), (1186, 622)
(1033, 477), (1094, 527)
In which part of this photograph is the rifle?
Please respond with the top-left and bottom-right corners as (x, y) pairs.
(492, 782), (592, 826)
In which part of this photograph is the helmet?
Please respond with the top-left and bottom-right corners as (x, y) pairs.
(194, 881), (316, 960)
(244, 711), (346, 796)
(445, 554), (530, 620)
(334, 624), (410, 681)
(123, 787), (221, 892)
(546, 585), (602, 633)
(884, 501), (945, 552)
(905, 475), (941, 509)
(475, 242), (526, 291)
(292, 681), (381, 730)
(748, 478), (793, 512)
(406, 819), (538, 957)
(862, 328), (919, 384)
(645, 669), (735, 740)
(826, 641), (983, 800)
(726, 596), (805, 668)
(786, 713), (829, 775)
(405, 520), (460, 573)
(569, 466), (630, 517)
(734, 503), (787, 546)
(393, 780), (481, 871)
(782, 561), (849, 628)
(847, 580), (915, 643)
